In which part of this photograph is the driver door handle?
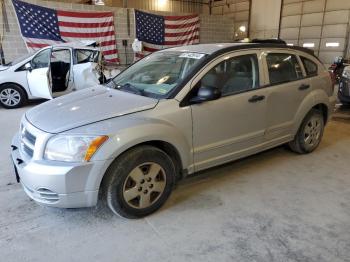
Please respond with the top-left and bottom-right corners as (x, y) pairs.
(248, 95), (265, 103)
(299, 84), (310, 90)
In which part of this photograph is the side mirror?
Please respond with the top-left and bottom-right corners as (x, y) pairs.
(24, 62), (32, 72)
(190, 86), (221, 104)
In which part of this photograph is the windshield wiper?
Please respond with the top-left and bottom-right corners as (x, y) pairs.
(113, 82), (143, 96)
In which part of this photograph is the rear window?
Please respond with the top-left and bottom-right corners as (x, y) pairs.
(266, 53), (303, 85)
(301, 57), (318, 76)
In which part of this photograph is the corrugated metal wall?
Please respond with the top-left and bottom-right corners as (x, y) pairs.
(112, 0), (206, 13)
(279, 0), (350, 64)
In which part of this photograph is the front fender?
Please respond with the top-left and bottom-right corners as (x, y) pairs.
(66, 114), (193, 191)
(97, 118), (192, 168)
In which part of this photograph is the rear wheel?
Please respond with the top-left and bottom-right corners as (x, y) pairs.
(0, 84), (27, 109)
(103, 146), (175, 218)
(289, 109), (324, 154)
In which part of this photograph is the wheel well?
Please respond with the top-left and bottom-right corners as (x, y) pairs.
(0, 82), (28, 99)
(312, 103), (328, 123)
(137, 141), (184, 181)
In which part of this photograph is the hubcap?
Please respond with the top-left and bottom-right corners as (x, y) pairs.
(0, 88), (21, 106)
(303, 115), (322, 150)
(122, 162), (166, 209)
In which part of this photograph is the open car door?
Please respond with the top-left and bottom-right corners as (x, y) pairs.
(27, 48), (52, 99)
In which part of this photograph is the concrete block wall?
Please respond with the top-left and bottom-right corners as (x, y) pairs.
(0, 0), (234, 65)
(204, 0), (250, 40)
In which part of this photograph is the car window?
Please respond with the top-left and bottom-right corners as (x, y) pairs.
(110, 51), (206, 98)
(31, 49), (50, 69)
(301, 57), (318, 76)
(51, 49), (71, 63)
(201, 54), (259, 96)
(266, 53), (303, 85)
(76, 49), (99, 64)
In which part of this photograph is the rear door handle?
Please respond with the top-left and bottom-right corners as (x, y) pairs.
(299, 84), (310, 90)
(248, 95), (265, 103)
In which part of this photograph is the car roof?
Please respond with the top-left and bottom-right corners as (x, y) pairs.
(161, 42), (316, 58)
(47, 40), (99, 50)
(161, 43), (246, 54)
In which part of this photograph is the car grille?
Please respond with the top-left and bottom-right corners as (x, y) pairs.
(21, 126), (36, 158)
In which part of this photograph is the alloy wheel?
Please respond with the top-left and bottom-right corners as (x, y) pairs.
(122, 162), (166, 209)
(303, 115), (322, 150)
(0, 88), (21, 107)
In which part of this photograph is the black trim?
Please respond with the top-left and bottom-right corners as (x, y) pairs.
(300, 56), (318, 77)
(169, 43), (317, 100)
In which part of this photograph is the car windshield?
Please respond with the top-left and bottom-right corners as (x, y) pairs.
(5, 52), (35, 66)
(107, 51), (206, 98)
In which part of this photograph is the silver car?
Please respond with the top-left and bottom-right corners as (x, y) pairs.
(11, 43), (336, 218)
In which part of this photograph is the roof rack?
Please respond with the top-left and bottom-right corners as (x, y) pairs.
(251, 39), (287, 45)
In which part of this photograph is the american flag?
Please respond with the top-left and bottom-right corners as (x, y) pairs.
(135, 10), (200, 59)
(12, 0), (119, 63)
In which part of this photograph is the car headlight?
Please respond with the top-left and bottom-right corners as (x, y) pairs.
(44, 135), (108, 162)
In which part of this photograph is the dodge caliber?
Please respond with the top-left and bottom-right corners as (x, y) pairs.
(11, 43), (336, 218)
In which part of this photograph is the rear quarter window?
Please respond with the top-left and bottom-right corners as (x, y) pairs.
(301, 57), (318, 76)
(266, 53), (303, 85)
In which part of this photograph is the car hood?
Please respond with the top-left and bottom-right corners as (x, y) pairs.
(26, 87), (159, 133)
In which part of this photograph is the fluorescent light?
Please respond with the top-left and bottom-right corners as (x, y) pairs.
(326, 42), (339, 47)
(287, 43), (294, 46)
(157, 0), (167, 7)
(303, 43), (315, 48)
(239, 26), (246, 33)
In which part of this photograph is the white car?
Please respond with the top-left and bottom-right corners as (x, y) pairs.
(0, 43), (104, 109)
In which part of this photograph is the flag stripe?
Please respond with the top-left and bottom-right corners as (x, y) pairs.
(59, 26), (115, 33)
(165, 28), (199, 37)
(103, 49), (118, 56)
(101, 40), (116, 47)
(164, 35), (199, 45)
(60, 30), (115, 38)
(58, 21), (114, 28)
(165, 20), (199, 29)
(26, 42), (50, 48)
(57, 16), (113, 23)
(57, 10), (114, 18)
(164, 14), (198, 21)
(107, 58), (119, 63)
(165, 17), (199, 26)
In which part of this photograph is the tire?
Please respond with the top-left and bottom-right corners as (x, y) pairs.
(102, 145), (176, 218)
(288, 109), (324, 154)
(0, 84), (27, 109)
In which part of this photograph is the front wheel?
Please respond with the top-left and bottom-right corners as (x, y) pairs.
(0, 84), (27, 109)
(289, 109), (325, 154)
(103, 146), (176, 218)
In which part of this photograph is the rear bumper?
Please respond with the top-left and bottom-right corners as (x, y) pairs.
(11, 132), (112, 208)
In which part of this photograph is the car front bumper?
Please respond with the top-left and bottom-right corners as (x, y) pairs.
(11, 132), (112, 208)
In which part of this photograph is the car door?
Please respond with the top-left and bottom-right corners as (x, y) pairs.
(262, 51), (310, 140)
(73, 49), (100, 90)
(50, 48), (74, 96)
(189, 51), (267, 172)
(27, 48), (52, 99)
